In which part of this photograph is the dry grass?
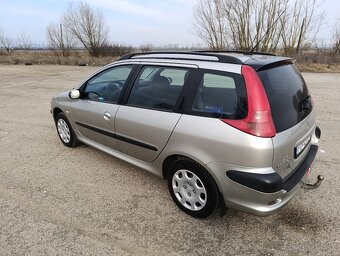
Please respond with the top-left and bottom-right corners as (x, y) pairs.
(0, 50), (116, 66)
(288, 52), (340, 72)
(296, 63), (340, 73)
(1, 49), (340, 73)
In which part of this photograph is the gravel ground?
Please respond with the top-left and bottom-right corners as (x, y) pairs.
(0, 65), (339, 255)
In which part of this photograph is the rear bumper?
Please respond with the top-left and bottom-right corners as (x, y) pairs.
(226, 145), (318, 193)
(283, 145), (318, 191)
(206, 145), (319, 216)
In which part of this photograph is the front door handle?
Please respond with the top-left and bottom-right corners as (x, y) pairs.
(103, 112), (111, 121)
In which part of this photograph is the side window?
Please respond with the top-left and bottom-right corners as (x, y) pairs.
(160, 69), (188, 86)
(139, 67), (156, 81)
(203, 73), (236, 88)
(191, 70), (247, 119)
(84, 65), (133, 103)
(127, 66), (188, 111)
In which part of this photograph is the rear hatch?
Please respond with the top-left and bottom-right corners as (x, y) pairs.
(257, 63), (315, 180)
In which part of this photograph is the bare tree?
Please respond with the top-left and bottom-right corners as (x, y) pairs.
(17, 31), (32, 51)
(47, 22), (75, 57)
(193, 0), (288, 51)
(280, 0), (324, 54)
(193, 0), (324, 53)
(193, 0), (227, 50)
(222, 0), (288, 51)
(0, 29), (15, 55)
(333, 18), (340, 54)
(140, 44), (153, 53)
(62, 1), (108, 57)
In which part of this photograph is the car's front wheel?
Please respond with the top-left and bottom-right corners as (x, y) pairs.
(167, 159), (219, 218)
(55, 112), (78, 148)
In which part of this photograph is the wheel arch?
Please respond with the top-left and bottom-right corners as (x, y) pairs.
(162, 154), (208, 179)
(53, 107), (63, 122)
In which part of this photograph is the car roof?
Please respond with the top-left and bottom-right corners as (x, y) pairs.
(118, 51), (293, 71)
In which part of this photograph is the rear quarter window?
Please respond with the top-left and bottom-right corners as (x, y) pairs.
(258, 64), (311, 132)
(190, 70), (247, 119)
(203, 73), (236, 88)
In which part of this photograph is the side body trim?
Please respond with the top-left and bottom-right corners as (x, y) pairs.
(75, 122), (158, 151)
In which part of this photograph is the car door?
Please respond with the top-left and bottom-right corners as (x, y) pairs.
(70, 64), (135, 150)
(115, 63), (197, 162)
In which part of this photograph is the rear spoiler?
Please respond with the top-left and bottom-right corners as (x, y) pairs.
(245, 57), (295, 72)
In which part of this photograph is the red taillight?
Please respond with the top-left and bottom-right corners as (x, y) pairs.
(222, 65), (276, 138)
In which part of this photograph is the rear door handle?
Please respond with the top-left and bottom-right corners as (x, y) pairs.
(103, 112), (111, 121)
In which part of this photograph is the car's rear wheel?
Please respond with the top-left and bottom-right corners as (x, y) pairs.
(55, 112), (78, 148)
(167, 159), (219, 218)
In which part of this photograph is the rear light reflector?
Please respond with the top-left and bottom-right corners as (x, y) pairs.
(222, 65), (276, 138)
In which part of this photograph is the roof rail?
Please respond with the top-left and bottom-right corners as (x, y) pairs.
(194, 50), (276, 56)
(118, 51), (244, 65)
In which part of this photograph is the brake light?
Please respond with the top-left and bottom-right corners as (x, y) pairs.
(222, 65), (276, 138)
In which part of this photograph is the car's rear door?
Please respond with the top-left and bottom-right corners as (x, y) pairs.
(70, 64), (136, 150)
(114, 63), (197, 162)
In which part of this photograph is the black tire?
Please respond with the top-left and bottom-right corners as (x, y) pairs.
(167, 159), (220, 218)
(55, 112), (78, 148)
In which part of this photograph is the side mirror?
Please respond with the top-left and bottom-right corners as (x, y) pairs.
(69, 89), (80, 99)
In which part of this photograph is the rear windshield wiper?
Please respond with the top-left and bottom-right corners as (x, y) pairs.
(299, 96), (313, 112)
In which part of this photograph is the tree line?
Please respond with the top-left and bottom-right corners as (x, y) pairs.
(1, 0), (340, 57)
(193, 0), (331, 53)
(0, 1), (109, 58)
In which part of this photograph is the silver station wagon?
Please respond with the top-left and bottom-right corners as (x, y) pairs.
(51, 51), (321, 218)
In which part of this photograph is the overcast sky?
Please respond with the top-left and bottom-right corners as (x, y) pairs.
(0, 0), (339, 47)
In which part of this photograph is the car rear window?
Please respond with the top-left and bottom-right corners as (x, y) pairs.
(191, 70), (247, 119)
(258, 64), (312, 133)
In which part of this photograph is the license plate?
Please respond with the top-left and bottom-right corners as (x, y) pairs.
(295, 135), (311, 158)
